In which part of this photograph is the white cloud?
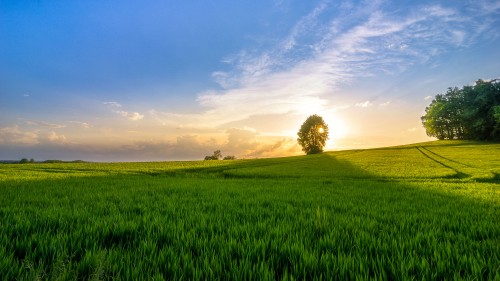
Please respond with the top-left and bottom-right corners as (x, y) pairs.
(0, 126), (39, 145)
(424, 95), (433, 100)
(129, 112), (144, 121)
(355, 101), (372, 108)
(117, 111), (144, 121)
(47, 131), (67, 144)
(104, 102), (144, 121)
(379, 100), (391, 106)
(0, 125), (74, 147)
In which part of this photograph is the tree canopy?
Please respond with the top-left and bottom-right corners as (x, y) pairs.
(204, 150), (222, 160)
(297, 114), (329, 154)
(421, 79), (500, 141)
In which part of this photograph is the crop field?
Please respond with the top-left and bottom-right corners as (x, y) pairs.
(0, 140), (499, 280)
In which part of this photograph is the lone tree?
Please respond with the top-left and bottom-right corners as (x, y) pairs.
(297, 114), (329, 154)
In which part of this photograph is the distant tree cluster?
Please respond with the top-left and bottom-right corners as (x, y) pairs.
(204, 150), (236, 160)
(421, 79), (500, 141)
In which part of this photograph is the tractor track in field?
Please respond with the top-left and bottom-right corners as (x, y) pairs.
(416, 147), (468, 179)
(416, 146), (496, 181)
(419, 146), (474, 168)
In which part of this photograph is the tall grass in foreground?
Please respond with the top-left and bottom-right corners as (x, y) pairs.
(0, 140), (499, 280)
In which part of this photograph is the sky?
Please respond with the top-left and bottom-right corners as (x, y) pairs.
(1, 0), (500, 161)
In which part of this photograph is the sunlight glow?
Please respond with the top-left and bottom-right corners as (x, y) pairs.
(327, 116), (349, 140)
(293, 98), (350, 142)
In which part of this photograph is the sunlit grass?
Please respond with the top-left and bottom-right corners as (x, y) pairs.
(0, 140), (499, 280)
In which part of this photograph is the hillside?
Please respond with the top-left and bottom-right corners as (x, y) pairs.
(3, 140), (499, 182)
(220, 140), (500, 182)
(0, 140), (499, 280)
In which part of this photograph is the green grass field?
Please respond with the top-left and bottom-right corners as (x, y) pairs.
(1, 140), (499, 280)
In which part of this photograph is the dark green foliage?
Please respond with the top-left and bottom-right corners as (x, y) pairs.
(205, 150), (223, 160)
(297, 114), (329, 154)
(205, 150), (235, 160)
(44, 160), (64, 163)
(41, 160), (87, 163)
(0, 141), (499, 280)
(422, 79), (500, 140)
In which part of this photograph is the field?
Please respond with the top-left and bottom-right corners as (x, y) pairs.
(1, 140), (499, 280)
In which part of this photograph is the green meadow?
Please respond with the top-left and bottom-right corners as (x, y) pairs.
(1, 140), (499, 280)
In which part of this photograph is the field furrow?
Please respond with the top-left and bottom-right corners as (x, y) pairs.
(418, 146), (497, 181)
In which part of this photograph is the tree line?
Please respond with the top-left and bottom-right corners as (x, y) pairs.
(421, 79), (500, 141)
(0, 158), (87, 164)
(204, 150), (236, 160)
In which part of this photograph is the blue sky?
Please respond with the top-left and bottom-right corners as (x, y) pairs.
(1, 0), (500, 161)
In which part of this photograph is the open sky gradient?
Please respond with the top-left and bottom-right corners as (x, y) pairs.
(1, 0), (500, 161)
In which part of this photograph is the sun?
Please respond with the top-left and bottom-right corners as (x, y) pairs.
(324, 115), (349, 140)
(287, 109), (351, 149)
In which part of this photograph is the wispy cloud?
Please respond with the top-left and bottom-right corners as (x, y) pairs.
(281, 0), (329, 52)
(25, 120), (66, 129)
(152, 1), (499, 133)
(68, 121), (92, 129)
(103, 101), (122, 108)
(379, 100), (391, 107)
